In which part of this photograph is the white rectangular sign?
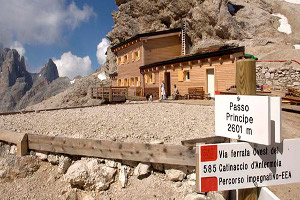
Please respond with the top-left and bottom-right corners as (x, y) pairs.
(270, 97), (282, 143)
(196, 139), (300, 193)
(215, 95), (271, 145)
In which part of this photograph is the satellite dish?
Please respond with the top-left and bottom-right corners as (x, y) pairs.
(98, 72), (107, 81)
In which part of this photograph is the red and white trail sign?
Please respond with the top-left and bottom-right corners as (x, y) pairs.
(196, 139), (300, 193)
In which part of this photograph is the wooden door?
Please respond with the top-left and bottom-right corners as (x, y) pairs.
(164, 72), (171, 97)
(207, 69), (215, 98)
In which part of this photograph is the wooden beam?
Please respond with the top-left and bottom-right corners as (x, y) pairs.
(219, 57), (223, 65)
(0, 130), (28, 157)
(236, 59), (257, 200)
(179, 63), (183, 70)
(28, 134), (196, 166)
(198, 60), (202, 67)
(230, 54), (235, 63)
(181, 136), (230, 147)
(208, 58), (212, 66)
(236, 59), (256, 95)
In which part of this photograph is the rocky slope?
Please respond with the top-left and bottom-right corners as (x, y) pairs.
(16, 59), (70, 110)
(101, 0), (300, 75)
(28, 73), (110, 110)
(0, 48), (70, 112)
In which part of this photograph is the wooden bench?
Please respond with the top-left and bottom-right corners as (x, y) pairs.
(188, 87), (205, 99)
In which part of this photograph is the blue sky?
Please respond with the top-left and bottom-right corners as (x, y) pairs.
(0, 0), (118, 78)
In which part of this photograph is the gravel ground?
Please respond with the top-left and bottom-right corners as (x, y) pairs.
(0, 102), (215, 145)
(0, 102), (299, 145)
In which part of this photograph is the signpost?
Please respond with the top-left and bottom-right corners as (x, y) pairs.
(270, 97), (282, 143)
(196, 59), (288, 199)
(196, 139), (300, 193)
(215, 95), (271, 145)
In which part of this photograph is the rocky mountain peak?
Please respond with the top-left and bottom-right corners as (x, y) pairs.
(0, 48), (32, 89)
(39, 59), (59, 83)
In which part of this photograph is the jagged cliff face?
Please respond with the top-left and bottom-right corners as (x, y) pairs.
(101, 0), (280, 74)
(0, 48), (32, 92)
(16, 58), (70, 110)
(0, 48), (33, 111)
(0, 49), (70, 112)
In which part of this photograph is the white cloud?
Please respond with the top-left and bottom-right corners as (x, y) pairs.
(10, 41), (25, 57)
(0, 0), (95, 46)
(272, 13), (292, 34)
(96, 38), (110, 65)
(53, 52), (92, 79)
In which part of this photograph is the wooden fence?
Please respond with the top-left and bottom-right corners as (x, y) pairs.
(0, 104), (101, 116)
(0, 130), (200, 166)
(90, 86), (128, 103)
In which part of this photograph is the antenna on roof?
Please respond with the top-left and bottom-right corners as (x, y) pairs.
(181, 20), (186, 56)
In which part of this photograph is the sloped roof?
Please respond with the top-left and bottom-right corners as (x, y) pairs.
(111, 28), (181, 51)
(139, 46), (245, 70)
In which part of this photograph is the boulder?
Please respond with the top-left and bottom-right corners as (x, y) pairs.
(187, 173), (196, 186)
(36, 152), (48, 161)
(80, 194), (95, 200)
(65, 190), (78, 200)
(184, 193), (206, 200)
(0, 155), (39, 179)
(207, 191), (228, 200)
(119, 165), (129, 188)
(65, 158), (117, 191)
(165, 166), (187, 181)
(58, 156), (72, 174)
(47, 154), (60, 165)
(105, 160), (117, 168)
(134, 163), (151, 178)
(9, 145), (17, 155)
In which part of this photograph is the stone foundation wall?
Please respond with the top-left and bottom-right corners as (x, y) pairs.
(256, 63), (300, 91)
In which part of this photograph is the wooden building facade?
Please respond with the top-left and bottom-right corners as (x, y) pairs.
(110, 28), (245, 99)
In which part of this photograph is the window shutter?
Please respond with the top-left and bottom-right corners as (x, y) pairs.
(145, 74), (148, 83)
(137, 50), (141, 60)
(152, 73), (155, 83)
(178, 70), (184, 82)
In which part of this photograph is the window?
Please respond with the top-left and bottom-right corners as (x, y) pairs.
(124, 55), (128, 64)
(184, 71), (190, 81)
(150, 73), (153, 83)
(135, 77), (138, 86)
(117, 57), (121, 65)
(151, 73), (155, 83)
(131, 78), (134, 86)
(135, 51), (139, 61)
(131, 51), (140, 62)
(118, 79), (121, 86)
(137, 77), (141, 86)
(131, 52), (135, 62)
(124, 78), (128, 86)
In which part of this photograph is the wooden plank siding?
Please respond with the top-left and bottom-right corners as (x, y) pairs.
(28, 134), (196, 166)
(114, 42), (144, 95)
(145, 58), (240, 98)
(143, 35), (181, 65)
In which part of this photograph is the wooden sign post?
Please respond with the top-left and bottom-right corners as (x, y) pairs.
(236, 59), (258, 200)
